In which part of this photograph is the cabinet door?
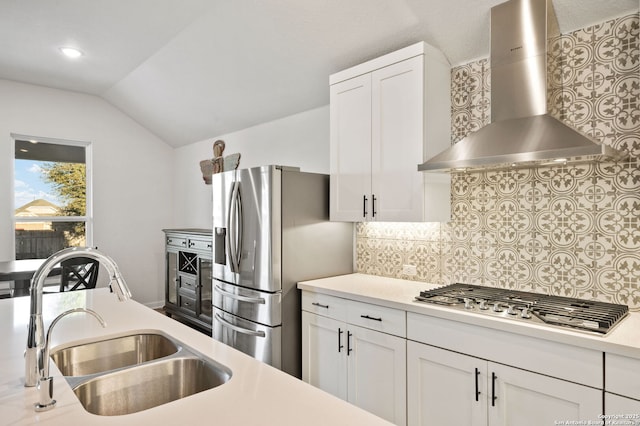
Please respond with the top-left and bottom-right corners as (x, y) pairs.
(407, 341), (487, 426)
(166, 251), (178, 306)
(198, 258), (212, 321)
(489, 362), (602, 426)
(605, 393), (640, 416)
(606, 353), (640, 400)
(371, 55), (424, 222)
(348, 324), (407, 426)
(330, 74), (372, 221)
(301, 311), (347, 400)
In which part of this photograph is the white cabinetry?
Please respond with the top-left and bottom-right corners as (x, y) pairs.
(407, 313), (603, 425)
(407, 342), (487, 426)
(302, 292), (406, 425)
(605, 353), (640, 414)
(605, 393), (640, 415)
(488, 362), (601, 426)
(329, 42), (451, 222)
(301, 313), (347, 400)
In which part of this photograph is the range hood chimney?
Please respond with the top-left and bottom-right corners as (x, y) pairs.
(418, 0), (626, 172)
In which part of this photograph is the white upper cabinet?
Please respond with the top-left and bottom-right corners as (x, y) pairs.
(330, 42), (451, 222)
(330, 74), (372, 221)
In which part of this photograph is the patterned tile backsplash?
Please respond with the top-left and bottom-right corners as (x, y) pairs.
(356, 13), (640, 311)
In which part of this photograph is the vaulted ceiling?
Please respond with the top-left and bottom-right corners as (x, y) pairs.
(0, 0), (637, 147)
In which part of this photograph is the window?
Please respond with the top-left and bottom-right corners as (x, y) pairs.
(13, 134), (92, 260)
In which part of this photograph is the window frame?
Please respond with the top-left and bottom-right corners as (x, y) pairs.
(11, 133), (93, 255)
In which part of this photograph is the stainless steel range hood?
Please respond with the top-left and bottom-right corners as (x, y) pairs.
(418, 0), (626, 172)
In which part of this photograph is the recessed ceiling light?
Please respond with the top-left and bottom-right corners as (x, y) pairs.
(59, 47), (83, 59)
(553, 158), (567, 163)
(19, 148), (28, 153)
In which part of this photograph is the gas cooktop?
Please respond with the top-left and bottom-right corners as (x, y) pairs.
(415, 283), (629, 335)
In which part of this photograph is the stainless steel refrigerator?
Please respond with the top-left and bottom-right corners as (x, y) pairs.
(212, 165), (353, 378)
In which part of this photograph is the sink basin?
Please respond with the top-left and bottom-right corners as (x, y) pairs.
(72, 357), (231, 416)
(51, 333), (180, 376)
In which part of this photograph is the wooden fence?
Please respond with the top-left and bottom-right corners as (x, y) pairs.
(15, 230), (67, 260)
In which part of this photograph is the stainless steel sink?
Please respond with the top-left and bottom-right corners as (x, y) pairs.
(49, 331), (232, 415)
(72, 357), (231, 416)
(51, 333), (180, 376)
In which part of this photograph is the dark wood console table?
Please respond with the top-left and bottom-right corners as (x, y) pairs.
(0, 259), (60, 297)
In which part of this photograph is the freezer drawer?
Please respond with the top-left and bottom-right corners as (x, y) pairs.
(213, 280), (282, 327)
(213, 307), (281, 369)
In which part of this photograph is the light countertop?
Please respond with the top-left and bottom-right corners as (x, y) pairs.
(0, 288), (392, 425)
(297, 273), (640, 359)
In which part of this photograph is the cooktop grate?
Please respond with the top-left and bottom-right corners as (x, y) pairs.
(416, 283), (629, 335)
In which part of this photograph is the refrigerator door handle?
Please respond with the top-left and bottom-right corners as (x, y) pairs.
(227, 181), (237, 272)
(215, 313), (266, 337)
(228, 181), (243, 273)
(235, 181), (243, 272)
(215, 284), (266, 304)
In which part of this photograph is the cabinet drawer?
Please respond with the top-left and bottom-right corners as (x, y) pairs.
(179, 275), (197, 294)
(347, 300), (406, 337)
(301, 292), (347, 322)
(188, 238), (212, 252)
(606, 353), (640, 399)
(179, 293), (196, 312)
(166, 236), (187, 248)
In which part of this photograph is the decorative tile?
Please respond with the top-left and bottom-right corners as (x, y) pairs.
(356, 13), (640, 311)
(407, 242), (441, 283)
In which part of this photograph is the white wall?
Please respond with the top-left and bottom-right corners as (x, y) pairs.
(172, 105), (330, 228)
(0, 79), (174, 306)
(0, 80), (329, 305)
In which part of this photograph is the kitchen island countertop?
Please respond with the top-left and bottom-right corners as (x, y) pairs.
(298, 273), (640, 359)
(0, 288), (392, 425)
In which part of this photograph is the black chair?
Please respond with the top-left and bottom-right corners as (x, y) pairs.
(59, 257), (99, 292)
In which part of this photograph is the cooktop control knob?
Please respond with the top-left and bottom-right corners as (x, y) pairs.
(478, 299), (489, 310)
(492, 302), (503, 312)
(507, 305), (518, 315)
(463, 298), (474, 310)
(521, 307), (532, 319)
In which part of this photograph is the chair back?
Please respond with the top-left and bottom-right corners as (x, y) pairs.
(60, 257), (99, 291)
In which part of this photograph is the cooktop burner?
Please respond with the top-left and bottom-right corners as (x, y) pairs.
(415, 283), (629, 335)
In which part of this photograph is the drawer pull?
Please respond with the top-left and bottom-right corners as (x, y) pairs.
(215, 285), (265, 304)
(361, 314), (382, 322)
(215, 313), (266, 337)
(312, 302), (329, 309)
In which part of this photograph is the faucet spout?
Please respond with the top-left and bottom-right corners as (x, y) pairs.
(35, 308), (106, 412)
(25, 247), (131, 387)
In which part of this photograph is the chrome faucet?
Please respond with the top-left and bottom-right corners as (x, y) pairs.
(35, 308), (106, 412)
(25, 247), (131, 387)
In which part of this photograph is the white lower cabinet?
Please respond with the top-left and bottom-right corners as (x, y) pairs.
(301, 289), (614, 426)
(407, 341), (487, 426)
(605, 393), (640, 415)
(347, 324), (406, 425)
(301, 294), (407, 426)
(488, 362), (601, 426)
(605, 353), (640, 415)
(408, 341), (602, 426)
(302, 312), (347, 400)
